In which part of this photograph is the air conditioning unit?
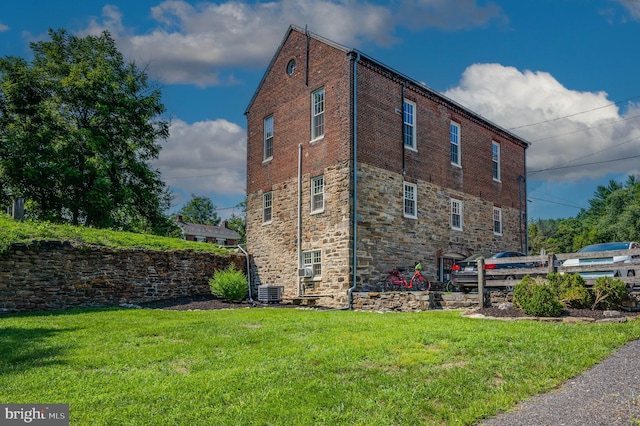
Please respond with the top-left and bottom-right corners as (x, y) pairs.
(257, 285), (283, 303)
(298, 267), (313, 278)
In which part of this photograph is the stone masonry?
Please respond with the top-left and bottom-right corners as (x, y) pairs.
(0, 241), (246, 313)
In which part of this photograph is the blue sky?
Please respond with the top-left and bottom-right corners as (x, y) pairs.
(2, 0), (640, 221)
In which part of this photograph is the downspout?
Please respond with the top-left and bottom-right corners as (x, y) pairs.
(237, 244), (256, 306)
(401, 84), (406, 176)
(523, 147), (529, 255)
(518, 175), (525, 254)
(346, 51), (361, 309)
(297, 143), (303, 297)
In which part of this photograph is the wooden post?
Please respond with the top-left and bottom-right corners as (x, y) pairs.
(12, 198), (24, 220)
(548, 254), (557, 274)
(477, 257), (485, 308)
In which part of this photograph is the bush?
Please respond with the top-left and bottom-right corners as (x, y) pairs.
(592, 277), (627, 310)
(209, 264), (248, 301)
(513, 276), (563, 317)
(546, 272), (591, 309)
(513, 275), (537, 309)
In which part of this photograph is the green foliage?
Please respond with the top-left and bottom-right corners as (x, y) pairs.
(209, 264), (248, 301)
(546, 272), (592, 309)
(528, 176), (640, 253)
(513, 276), (563, 317)
(4, 309), (640, 425)
(0, 29), (171, 232)
(177, 194), (220, 226)
(226, 201), (246, 244)
(0, 213), (225, 254)
(592, 277), (628, 310)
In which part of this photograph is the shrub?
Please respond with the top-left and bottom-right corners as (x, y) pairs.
(560, 285), (592, 309)
(513, 276), (563, 317)
(592, 277), (627, 310)
(525, 285), (563, 317)
(209, 264), (248, 301)
(546, 272), (591, 309)
(513, 275), (537, 309)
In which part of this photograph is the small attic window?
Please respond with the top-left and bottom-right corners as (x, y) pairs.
(286, 59), (296, 76)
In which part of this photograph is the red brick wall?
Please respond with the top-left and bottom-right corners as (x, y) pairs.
(355, 58), (526, 210)
(246, 30), (352, 195)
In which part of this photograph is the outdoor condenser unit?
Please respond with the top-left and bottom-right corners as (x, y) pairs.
(297, 267), (313, 278)
(257, 285), (283, 303)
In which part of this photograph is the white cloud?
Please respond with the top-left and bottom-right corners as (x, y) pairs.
(0, 23), (9, 32)
(153, 118), (246, 197)
(614, 0), (640, 20)
(444, 63), (640, 182)
(83, 0), (505, 87)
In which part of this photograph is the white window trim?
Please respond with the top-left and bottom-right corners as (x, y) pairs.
(403, 99), (417, 151)
(311, 175), (324, 214)
(262, 192), (272, 225)
(450, 121), (461, 167)
(450, 198), (463, 231)
(403, 182), (417, 219)
(303, 249), (322, 280)
(493, 206), (503, 236)
(311, 87), (325, 142)
(492, 141), (501, 182)
(263, 115), (273, 162)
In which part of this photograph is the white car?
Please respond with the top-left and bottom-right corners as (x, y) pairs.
(562, 242), (640, 278)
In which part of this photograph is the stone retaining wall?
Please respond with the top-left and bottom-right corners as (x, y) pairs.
(351, 291), (481, 312)
(351, 289), (640, 312)
(0, 241), (247, 313)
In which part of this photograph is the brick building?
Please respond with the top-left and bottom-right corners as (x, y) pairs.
(245, 26), (529, 308)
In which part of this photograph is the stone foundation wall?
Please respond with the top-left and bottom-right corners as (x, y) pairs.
(351, 291), (481, 312)
(0, 241), (247, 313)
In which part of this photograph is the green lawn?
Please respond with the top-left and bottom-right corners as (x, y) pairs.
(0, 214), (226, 254)
(2, 307), (640, 425)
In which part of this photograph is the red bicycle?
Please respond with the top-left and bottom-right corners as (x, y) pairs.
(384, 264), (431, 291)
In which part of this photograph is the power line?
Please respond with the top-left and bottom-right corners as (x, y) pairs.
(508, 94), (640, 130)
(527, 196), (586, 210)
(529, 135), (640, 175)
(529, 113), (640, 143)
(530, 151), (640, 174)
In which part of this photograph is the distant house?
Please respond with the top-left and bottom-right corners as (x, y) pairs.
(175, 216), (241, 246)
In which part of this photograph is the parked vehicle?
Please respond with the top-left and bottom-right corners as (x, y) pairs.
(562, 242), (640, 279)
(451, 251), (535, 291)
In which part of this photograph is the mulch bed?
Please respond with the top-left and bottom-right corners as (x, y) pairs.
(137, 295), (293, 311)
(138, 295), (640, 319)
(477, 305), (640, 320)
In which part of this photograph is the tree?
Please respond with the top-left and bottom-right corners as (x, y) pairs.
(528, 175), (640, 253)
(226, 201), (246, 244)
(177, 194), (220, 226)
(0, 29), (173, 234)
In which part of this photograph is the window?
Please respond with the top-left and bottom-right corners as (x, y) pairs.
(492, 141), (501, 181)
(286, 59), (296, 76)
(311, 88), (325, 141)
(493, 207), (502, 235)
(262, 192), (272, 224)
(403, 99), (416, 150)
(450, 198), (463, 231)
(450, 122), (461, 166)
(311, 175), (324, 213)
(263, 115), (273, 161)
(403, 182), (417, 218)
(303, 249), (322, 278)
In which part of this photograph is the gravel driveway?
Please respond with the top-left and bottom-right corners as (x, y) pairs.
(479, 339), (640, 425)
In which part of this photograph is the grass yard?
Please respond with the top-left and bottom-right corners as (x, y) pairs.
(2, 307), (640, 425)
